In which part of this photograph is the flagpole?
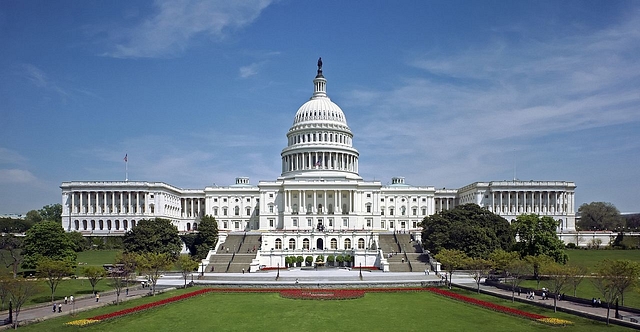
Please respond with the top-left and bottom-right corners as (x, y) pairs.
(124, 154), (128, 182)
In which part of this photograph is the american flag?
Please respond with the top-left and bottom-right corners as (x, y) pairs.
(124, 154), (128, 162)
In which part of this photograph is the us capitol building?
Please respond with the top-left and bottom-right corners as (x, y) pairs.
(61, 60), (577, 271)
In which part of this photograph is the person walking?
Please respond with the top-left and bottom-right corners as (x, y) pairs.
(96, 293), (100, 302)
(52, 303), (57, 313)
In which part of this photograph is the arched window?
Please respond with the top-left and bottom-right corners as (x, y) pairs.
(289, 238), (296, 250)
(328, 204), (333, 214)
(187, 223), (191, 231)
(131, 220), (136, 227)
(303, 238), (310, 250)
(74, 220), (79, 230)
(317, 204), (323, 214)
(275, 238), (282, 250)
(213, 207), (218, 216)
(99, 220), (104, 230)
(115, 220), (120, 230)
(193, 223), (198, 230)
(293, 204), (298, 214)
(107, 220), (112, 230)
(358, 238), (365, 249)
(401, 206), (406, 216)
(344, 238), (352, 249)
(234, 206), (240, 216)
(330, 238), (337, 249)
(82, 220), (87, 230)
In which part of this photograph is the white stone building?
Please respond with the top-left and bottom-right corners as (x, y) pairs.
(60, 61), (576, 270)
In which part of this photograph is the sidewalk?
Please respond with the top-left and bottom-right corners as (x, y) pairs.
(0, 285), (162, 329)
(455, 281), (640, 330)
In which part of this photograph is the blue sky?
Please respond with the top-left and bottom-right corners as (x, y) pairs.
(1, 1), (639, 214)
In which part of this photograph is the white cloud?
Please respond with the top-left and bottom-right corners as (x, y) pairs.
(0, 169), (38, 184)
(239, 61), (264, 78)
(103, 0), (275, 58)
(21, 64), (69, 101)
(348, 11), (640, 186)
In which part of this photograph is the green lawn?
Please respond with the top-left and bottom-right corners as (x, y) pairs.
(75, 250), (122, 275)
(566, 249), (640, 273)
(15, 288), (632, 332)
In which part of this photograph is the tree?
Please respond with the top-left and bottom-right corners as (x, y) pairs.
(577, 202), (624, 231)
(193, 215), (219, 260)
(512, 214), (567, 264)
(0, 235), (23, 279)
(566, 265), (588, 297)
(434, 249), (470, 289)
(123, 218), (182, 257)
(8, 278), (41, 329)
(66, 232), (88, 252)
(488, 249), (520, 275)
(22, 221), (76, 269)
(467, 257), (493, 293)
(24, 210), (42, 224)
(137, 252), (175, 296)
(541, 262), (572, 312)
(38, 204), (62, 223)
(505, 258), (531, 303)
(523, 255), (554, 289)
(111, 252), (138, 305)
(36, 258), (74, 303)
(422, 204), (514, 259)
(0, 274), (11, 311)
(83, 266), (106, 294)
(0, 218), (33, 233)
(176, 255), (199, 288)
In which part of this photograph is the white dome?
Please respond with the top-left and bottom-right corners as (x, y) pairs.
(293, 97), (347, 126)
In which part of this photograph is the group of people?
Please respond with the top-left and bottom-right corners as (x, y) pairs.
(592, 298), (602, 307)
(52, 295), (75, 314)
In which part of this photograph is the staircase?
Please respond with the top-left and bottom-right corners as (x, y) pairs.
(207, 233), (261, 273)
(380, 233), (430, 272)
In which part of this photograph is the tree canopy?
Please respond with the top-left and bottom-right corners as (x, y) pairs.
(421, 204), (514, 258)
(194, 215), (219, 259)
(123, 218), (182, 256)
(22, 221), (76, 269)
(577, 202), (625, 231)
(512, 214), (567, 264)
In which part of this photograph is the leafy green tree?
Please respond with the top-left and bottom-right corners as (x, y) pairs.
(176, 255), (199, 288)
(112, 252), (138, 305)
(467, 257), (493, 293)
(137, 252), (175, 296)
(524, 255), (554, 289)
(591, 259), (640, 324)
(193, 215), (219, 259)
(541, 262), (572, 312)
(577, 202), (624, 231)
(123, 218), (181, 257)
(22, 221), (76, 269)
(0, 217), (33, 233)
(0, 274), (11, 310)
(434, 249), (470, 289)
(512, 214), (567, 264)
(421, 204), (514, 258)
(24, 210), (42, 224)
(83, 266), (106, 294)
(38, 204), (62, 223)
(296, 256), (304, 267)
(0, 235), (23, 278)
(67, 231), (88, 252)
(327, 255), (335, 266)
(505, 258), (531, 303)
(488, 249), (520, 275)
(37, 258), (74, 303)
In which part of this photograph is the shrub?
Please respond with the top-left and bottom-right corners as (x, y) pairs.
(305, 256), (313, 266)
(565, 243), (577, 249)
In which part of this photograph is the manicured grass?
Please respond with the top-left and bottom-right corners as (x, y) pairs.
(75, 250), (122, 275)
(26, 278), (121, 306)
(16, 288), (631, 332)
(520, 278), (640, 309)
(566, 249), (640, 273)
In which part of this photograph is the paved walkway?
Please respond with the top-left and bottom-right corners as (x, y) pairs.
(0, 285), (158, 328)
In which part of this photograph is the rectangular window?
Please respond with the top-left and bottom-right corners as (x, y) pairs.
(381, 221), (385, 229)
(413, 221), (417, 228)
(223, 221), (228, 228)
(412, 208), (417, 216)
(390, 221), (395, 228)
(343, 218), (348, 227)
(366, 205), (371, 213)
(328, 218), (333, 226)
(307, 218), (312, 227)
(366, 193), (371, 198)
(269, 219), (274, 227)
(292, 219), (298, 227)
(366, 219), (372, 227)
(235, 222), (239, 229)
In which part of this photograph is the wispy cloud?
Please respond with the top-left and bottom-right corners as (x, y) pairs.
(239, 61), (264, 78)
(348, 12), (640, 185)
(103, 0), (274, 58)
(0, 169), (38, 184)
(21, 64), (69, 101)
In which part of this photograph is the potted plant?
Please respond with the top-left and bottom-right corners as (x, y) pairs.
(296, 256), (304, 267)
(327, 255), (335, 266)
(305, 256), (313, 266)
(336, 255), (344, 267)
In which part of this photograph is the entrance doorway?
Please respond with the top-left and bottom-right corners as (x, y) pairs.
(316, 238), (324, 250)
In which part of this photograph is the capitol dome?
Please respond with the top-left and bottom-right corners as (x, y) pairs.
(280, 59), (360, 180)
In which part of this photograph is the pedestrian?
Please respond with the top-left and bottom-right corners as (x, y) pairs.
(242, 268), (245, 274)
(53, 303), (57, 313)
(70, 295), (74, 304)
(518, 288), (521, 296)
(424, 269), (428, 275)
(126, 288), (129, 296)
(64, 296), (68, 304)
(58, 305), (62, 313)
(597, 298), (601, 307)
(96, 293), (100, 302)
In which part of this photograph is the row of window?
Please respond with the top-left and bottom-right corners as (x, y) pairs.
(212, 206), (258, 217)
(274, 238), (365, 250)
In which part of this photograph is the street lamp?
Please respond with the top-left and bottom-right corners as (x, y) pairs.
(359, 263), (362, 280)
(276, 263), (280, 280)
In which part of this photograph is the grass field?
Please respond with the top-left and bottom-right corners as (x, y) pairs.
(566, 249), (640, 272)
(14, 288), (632, 332)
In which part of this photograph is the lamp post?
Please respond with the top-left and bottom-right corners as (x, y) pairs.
(200, 262), (206, 277)
(276, 263), (280, 280)
(359, 262), (362, 280)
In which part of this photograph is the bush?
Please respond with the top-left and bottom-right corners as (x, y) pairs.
(305, 256), (313, 266)
(565, 243), (577, 249)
